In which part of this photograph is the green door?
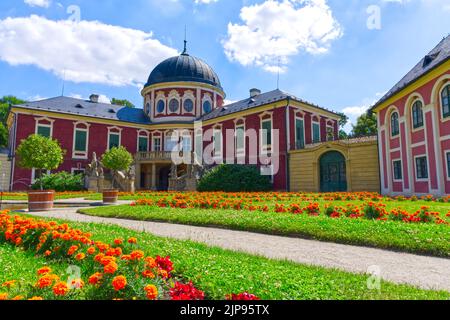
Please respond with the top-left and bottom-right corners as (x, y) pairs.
(320, 151), (347, 192)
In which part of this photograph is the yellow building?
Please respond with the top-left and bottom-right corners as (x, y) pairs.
(289, 136), (380, 193)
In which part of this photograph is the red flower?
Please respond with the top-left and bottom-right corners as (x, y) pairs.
(170, 282), (204, 300)
(226, 292), (260, 301)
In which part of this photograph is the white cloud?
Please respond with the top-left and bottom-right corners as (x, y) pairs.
(24, 0), (51, 8)
(194, 0), (219, 4)
(0, 15), (178, 87)
(222, 0), (343, 73)
(341, 92), (385, 133)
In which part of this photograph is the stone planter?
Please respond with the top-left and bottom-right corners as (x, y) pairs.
(102, 189), (119, 204)
(28, 190), (55, 212)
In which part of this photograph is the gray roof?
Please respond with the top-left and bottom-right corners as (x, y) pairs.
(201, 89), (339, 121)
(13, 96), (152, 125)
(372, 34), (450, 110)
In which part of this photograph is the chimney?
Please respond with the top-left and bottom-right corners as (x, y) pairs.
(250, 88), (261, 98)
(89, 94), (99, 103)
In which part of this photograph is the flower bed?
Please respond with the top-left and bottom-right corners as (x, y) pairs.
(0, 210), (258, 301)
(131, 194), (449, 226)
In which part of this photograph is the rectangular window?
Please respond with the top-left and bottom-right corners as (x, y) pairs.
(236, 125), (245, 154)
(108, 133), (120, 150)
(37, 125), (51, 138)
(261, 119), (272, 148)
(326, 127), (334, 141)
(295, 118), (305, 149)
(138, 136), (148, 152)
(447, 152), (450, 179)
(74, 130), (87, 152)
(393, 160), (402, 180)
(415, 156), (428, 180)
(165, 135), (179, 152)
(213, 129), (222, 157)
(312, 123), (320, 143)
(182, 136), (192, 152)
(153, 137), (161, 151)
(195, 133), (203, 163)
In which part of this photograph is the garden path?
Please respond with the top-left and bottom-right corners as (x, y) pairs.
(26, 206), (450, 292)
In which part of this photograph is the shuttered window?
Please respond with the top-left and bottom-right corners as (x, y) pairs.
(295, 119), (304, 149)
(37, 125), (51, 137)
(138, 136), (148, 152)
(312, 123), (320, 143)
(74, 130), (87, 152)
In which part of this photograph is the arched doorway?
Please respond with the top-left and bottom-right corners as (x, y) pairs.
(319, 151), (347, 192)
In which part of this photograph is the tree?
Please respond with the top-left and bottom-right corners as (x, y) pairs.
(16, 134), (65, 190)
(352, 112), (378, 137)
(0, 96), (26, 148)
(339, 130), (349, 140)
(101, 146), (133, 189)
(111, 98), (135, 108)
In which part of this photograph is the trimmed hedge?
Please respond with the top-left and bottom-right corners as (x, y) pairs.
(197, 164), (272, 192)
(31, 171), (84, 192)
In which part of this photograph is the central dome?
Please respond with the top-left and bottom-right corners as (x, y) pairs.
(145, 53), (222, 90)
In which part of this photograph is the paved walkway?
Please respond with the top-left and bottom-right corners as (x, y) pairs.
(24, 205), (450, 292)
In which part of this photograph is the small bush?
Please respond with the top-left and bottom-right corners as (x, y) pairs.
(31, 171), (84, 192)
(197, 164), (272, 192)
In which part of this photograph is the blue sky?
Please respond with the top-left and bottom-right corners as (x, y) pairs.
(0, 0), (449, 131)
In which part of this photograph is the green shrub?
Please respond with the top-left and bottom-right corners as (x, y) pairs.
(31, 171), (84, 192)
(197, 164), (272, 192)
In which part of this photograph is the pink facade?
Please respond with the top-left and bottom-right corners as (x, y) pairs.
(377, 70), (450, 196)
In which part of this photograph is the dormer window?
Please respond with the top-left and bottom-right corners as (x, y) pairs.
(75, 104), (84, 109)
(422, 51), (440, 68)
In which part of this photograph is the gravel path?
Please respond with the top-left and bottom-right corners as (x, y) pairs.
(26, 206), (450, 292)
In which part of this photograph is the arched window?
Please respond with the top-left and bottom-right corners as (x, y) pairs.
(442, 84), (450, 118)
(412, 100), (424, 128)
(391, 112), (399, 136)
(156, 100), (165, 114)
(169, 99), (180, 113)
(184, 99), (194, 113)
(203, 101), (212, 114)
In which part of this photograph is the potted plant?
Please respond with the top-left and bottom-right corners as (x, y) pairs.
(16, 134), (65, 212)
(101, 146), (133, 204)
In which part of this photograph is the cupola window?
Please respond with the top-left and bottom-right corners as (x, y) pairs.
(157, 100), (165, 114)
(169, 99), (180, 113)
(203, 101), (212, 114)
(184, 99), (194, 113)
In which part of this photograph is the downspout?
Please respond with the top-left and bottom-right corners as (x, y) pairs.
(285, 97), (291, 192)
(9, 109), (17, 192)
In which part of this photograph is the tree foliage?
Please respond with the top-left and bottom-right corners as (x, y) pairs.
(0, 96), (26, 148)
(16, 134), (65, 190)
(111, 98), (135, 108)
(351, 112), (378, 137)
(101, 146), (133, 189)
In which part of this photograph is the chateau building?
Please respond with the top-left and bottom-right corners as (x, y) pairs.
(6, 48), (342, 191)
(371, 35), (450, 196)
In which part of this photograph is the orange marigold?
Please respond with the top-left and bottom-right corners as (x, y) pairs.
(144, 285), (158, 300)
(144, 257), (157, 269)
(67, 245), (78, 256)
(2, 280), (16, 288)
(0, 293), (7, 300)
(37, 266), (52, 275)
(142, 270), (155, 279)
(104, 262), (118, 274)
(75, 253), (86, 261)
(128, 237), (137, 244)
(114, 238), (123, 245)
(70, 279), (85, 290)
(28, 296), (44, 301)
(53, 282), (69, 296)
(88, 273), (103, 285)
(87, 246), (96, 255)
(130, 250), (144, 260)
(44, 250), (52, 257)
(112, 276), (127, 291)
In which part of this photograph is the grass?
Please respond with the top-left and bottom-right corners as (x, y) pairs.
(7, 214), (449, 300)
(79, 205), (450, 257)
(0, 244), (68, 288)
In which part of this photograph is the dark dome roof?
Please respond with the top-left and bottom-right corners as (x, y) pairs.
(145, 53), (222, 90)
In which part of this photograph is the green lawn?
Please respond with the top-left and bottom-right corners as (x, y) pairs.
(0, 245), (68, 289)
(7, 214), (449, 300)
(79, 205), (450, 257)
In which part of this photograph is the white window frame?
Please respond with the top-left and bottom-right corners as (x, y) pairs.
(165, 131), (180, 152)
(235, 120), (246, 158)
(137, 130), (150, 152)
(445, 150), (450, 181)
(311, 117), (321, 144)
(194, 129), (203, 164)
(201, 94), (213, 115)
(260, 164), (274, 183)
(31, 168), (51, 184)
(72, 122), (90, 160)
(155, 92), (166, 115)
(390, 111), (400, 138)
(182, 91), (196, 114)
(326, 121), (335, 141)
(392, 159), (403, 182)
(414, 155), (429, 182)
(213, 126), (223, 159)
(167, 90), (181, 115)
(35, 117), (55, 138)
(182, 134), (192, 152)
(260, 113), (273, 155)
(71, 168), (86, 175)
(107, 126), (122, 150)
(152, 136), (162, 152)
